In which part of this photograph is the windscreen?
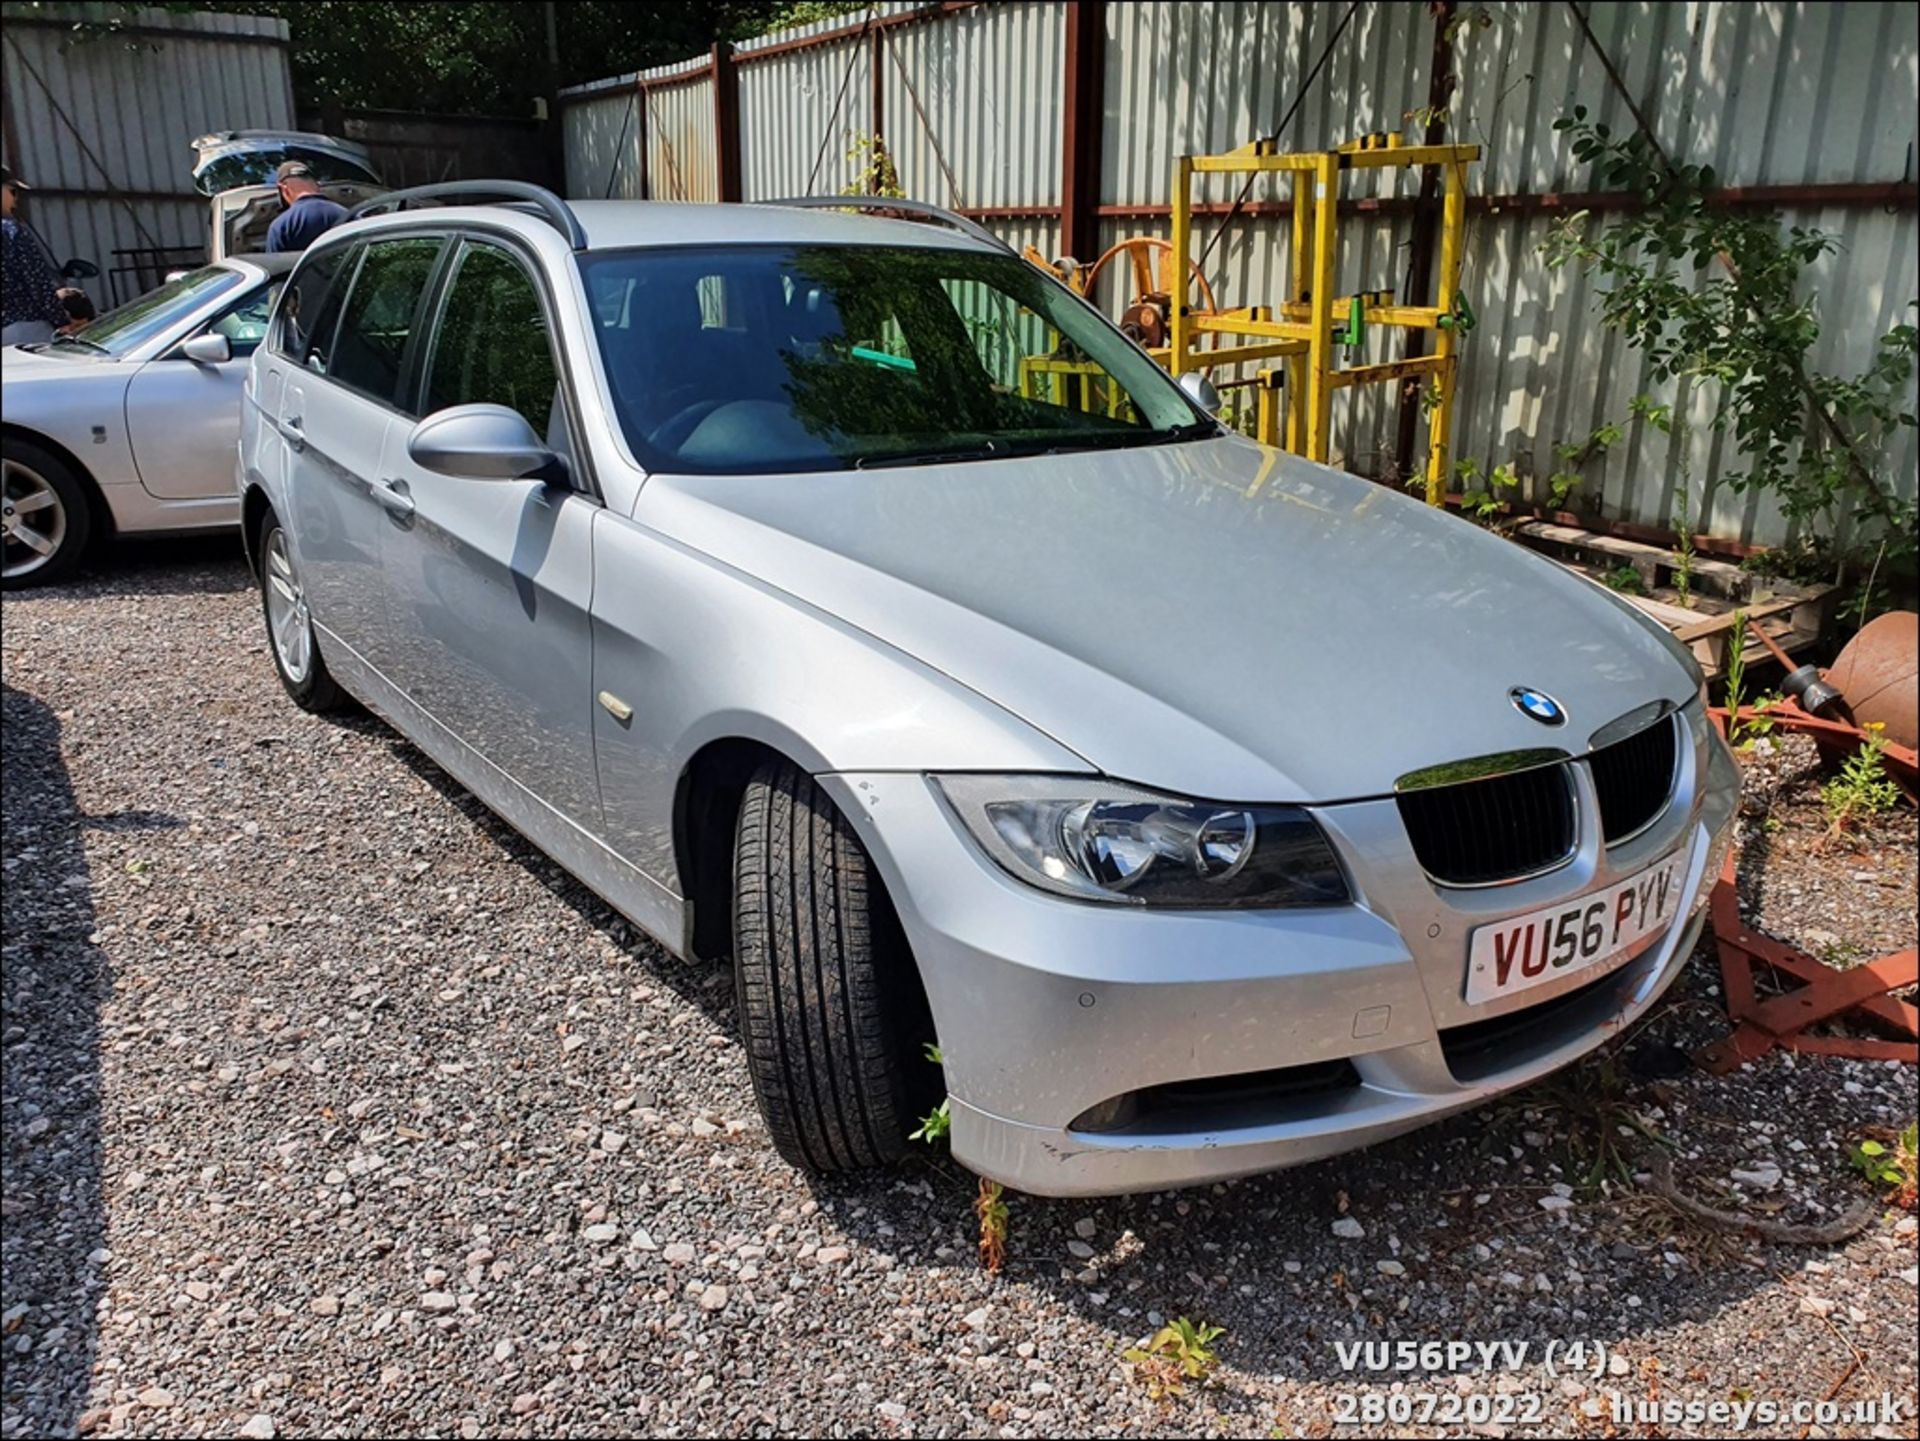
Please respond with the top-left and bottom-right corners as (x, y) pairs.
(58, 266), (244, 357)
(578, 244), (1213, 475)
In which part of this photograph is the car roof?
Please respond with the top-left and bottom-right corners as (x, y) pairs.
(227, 251), (300, 276)
(341, 198), (995, 256)
(571, 200), (989, 253)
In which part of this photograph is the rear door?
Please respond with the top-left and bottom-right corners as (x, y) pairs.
(123, 278), (282, 499)
(278, 234), (446, 675)
(375, 234), (602, 832)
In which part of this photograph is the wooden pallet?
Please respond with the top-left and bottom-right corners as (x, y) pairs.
(1512, 520), (1832, 681)
(1515, 520), (1755, 602)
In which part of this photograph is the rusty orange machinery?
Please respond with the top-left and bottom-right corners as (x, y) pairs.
(1699, 698), (1917, 1072)
(1167, 135), (1480, 504)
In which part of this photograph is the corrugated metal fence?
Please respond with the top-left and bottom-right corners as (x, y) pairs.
(563, 53), (717, 203)
(1, 5), (295, 305)
(560, 0), (1919, 549)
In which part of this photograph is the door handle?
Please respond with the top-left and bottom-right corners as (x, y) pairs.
(368, 477), (415, 518)
(282, 414), (305, 452)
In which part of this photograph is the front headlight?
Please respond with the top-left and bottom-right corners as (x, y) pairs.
(934, 775), (1350, 908)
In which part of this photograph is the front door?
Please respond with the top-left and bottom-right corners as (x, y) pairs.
(376, 236), (602, 833)
(124, 281), (281, 499)
(279, 235), (444, 674)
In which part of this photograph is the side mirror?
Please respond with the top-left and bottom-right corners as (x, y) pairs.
(61, 258), (100, 280)
(407, 403), (560, 481)
(1177, 371), (1222, 415)
(180, 332), (231, 365)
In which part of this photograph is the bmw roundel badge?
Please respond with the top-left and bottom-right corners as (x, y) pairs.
(1510, 686), (1567, 726)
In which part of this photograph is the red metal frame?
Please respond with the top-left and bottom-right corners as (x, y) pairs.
(1717, 700), (1919, 796)
(712, 42), (742, 204)
(1696, 848), (1918, 1072)
(1060, 0), (1106, 262)
(1695, 698), (1919, 1072)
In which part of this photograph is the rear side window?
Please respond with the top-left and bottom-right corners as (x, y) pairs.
(327, 236), (445, 407)
(276, 245), (350, 372)
(423, 241), (558, 435)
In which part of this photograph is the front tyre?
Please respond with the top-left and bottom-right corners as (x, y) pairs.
(2, 437), (91, 589)
(257, 514), (345, 713)
(732, 759), (931, 1173)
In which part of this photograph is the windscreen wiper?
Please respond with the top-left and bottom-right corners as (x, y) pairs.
(853, 441), (1007, 470)
(1024, 421), (1223, 458)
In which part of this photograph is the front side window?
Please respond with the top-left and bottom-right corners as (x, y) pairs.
(209, 282), (284, 358)
(423, 242), (559, 436)
(327, 236), (445, 407)
(57, 266), (243, 358)
(578, 244), (1210, 474)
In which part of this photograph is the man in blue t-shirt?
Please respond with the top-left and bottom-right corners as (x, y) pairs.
(265, 161), (351, 255)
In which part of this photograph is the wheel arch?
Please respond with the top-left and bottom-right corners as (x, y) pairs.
(1, 423), (113, 538)
(672, 736), (787, 964)
(240, 483), (274, 577)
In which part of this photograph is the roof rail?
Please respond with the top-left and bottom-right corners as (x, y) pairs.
(759, 196), (1012, 254)
(350, 181), (587, 250)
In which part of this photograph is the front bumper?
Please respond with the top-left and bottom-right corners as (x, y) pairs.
(820, 715), (1738, 1197)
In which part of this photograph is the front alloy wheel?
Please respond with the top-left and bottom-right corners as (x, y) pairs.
(1, 443), (89, 588)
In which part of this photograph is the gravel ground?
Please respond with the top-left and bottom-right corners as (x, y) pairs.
(3, 541), (1916, 1440)
(1730, 732), (1918, 970)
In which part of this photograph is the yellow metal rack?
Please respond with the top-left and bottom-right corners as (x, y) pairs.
(1167, 136), (1479, 504)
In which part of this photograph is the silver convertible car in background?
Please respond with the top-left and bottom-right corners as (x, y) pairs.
(2, 251), (293, 586)
(238, 183), (1738, 1197)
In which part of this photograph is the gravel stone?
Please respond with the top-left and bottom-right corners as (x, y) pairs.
(2, 551), (1913, 1438)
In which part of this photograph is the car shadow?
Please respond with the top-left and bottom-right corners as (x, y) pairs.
(370, 725), (1818, 1412)
(69, 534), (253, 596)
(0, 683), (117, 1436)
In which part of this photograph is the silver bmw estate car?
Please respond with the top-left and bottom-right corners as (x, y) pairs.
(239, 183), (1738, 1197)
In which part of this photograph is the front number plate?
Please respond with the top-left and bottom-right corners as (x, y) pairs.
(1464, 850), (1687, 1005)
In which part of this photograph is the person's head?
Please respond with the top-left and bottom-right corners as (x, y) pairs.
(1, 166), (26, 219)
(55, 286), (96, 331)
(275, 159), (321, 205)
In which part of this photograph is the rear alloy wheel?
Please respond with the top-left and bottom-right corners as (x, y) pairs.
(732, 759), (936, 1174)
(2, 440), (90, 588)
(258, 516), (345, 712)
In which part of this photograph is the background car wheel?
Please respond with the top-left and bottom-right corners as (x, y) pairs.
(2, 438), (91, 589)
(732, 758), (935, 1174)
(257, 514), (345, 713)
